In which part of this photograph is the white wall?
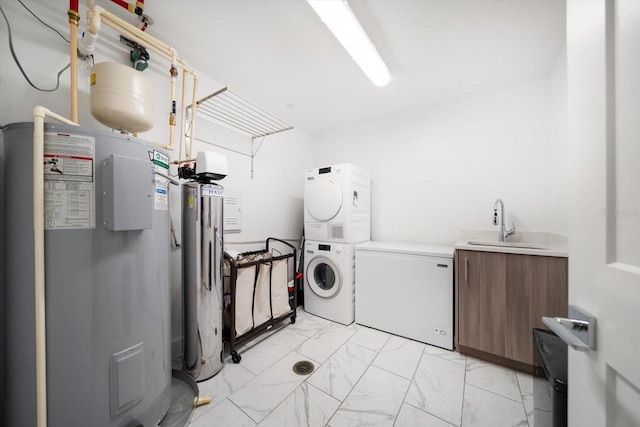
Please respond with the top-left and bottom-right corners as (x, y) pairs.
(0, 0), (314, 365)
(549, 45), (568, 237)
(0, 0), (568, 372)
(311, 71), (569, 246)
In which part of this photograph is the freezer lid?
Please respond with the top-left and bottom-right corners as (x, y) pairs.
(355, 241), (454, 259)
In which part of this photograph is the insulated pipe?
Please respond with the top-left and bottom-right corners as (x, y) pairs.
(189, 74), (199, 158)
(78, 7), (101, 57)
(92, 5), (194, 72)
(33, 109), (46, 427)
(84, 1), (199, 154)
(84, 4), (195, 73)
(90, 5), (173, 62)
(169, 55), (178, 152)
(32, 107), (79, 427)
(179, 69), (188, 161)
(68, 2), (80, 123)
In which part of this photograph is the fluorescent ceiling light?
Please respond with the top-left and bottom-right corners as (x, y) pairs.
(307, 0), (392, 88)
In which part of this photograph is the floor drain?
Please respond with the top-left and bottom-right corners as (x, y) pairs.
(292, 360), (315, 376)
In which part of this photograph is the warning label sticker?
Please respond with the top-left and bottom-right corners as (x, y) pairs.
(154, 164), (169, 211)
(43, 132), (96, 229)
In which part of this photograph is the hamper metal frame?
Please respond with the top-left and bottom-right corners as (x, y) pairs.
(224, 237), (297, 363)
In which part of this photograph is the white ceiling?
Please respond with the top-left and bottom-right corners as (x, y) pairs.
(121, 0), (566, 135)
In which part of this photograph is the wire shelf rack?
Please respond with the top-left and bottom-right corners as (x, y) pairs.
(194, 87), (293, 139)
(185, 87), (294, 178)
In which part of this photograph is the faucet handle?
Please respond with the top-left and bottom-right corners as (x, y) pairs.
(506, 223), (516, 237)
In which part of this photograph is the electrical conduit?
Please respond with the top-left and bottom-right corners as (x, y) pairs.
(32, 107), (80, 427)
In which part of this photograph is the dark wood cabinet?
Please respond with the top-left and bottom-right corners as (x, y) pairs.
(456, 250), (507, 355)
(455, 249), (568, 372)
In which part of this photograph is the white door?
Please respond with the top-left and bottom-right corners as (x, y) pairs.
(567, 1), (640, 426)
(305, 178), (343, 221)
(306, 254), (343, 298)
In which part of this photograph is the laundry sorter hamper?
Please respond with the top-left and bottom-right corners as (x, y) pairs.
(223, 238), (297, 363)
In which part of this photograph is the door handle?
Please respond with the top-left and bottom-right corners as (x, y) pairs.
(542, 305), (596, 351)
(464, 257), (468, 283)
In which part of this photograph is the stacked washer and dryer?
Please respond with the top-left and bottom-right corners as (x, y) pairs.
(303, 164), (371, 325)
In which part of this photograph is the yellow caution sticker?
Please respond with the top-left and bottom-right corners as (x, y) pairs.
(188, 197), (194, 208)
(90, 73), (96, 86)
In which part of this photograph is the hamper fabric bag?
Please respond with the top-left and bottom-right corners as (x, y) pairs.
(253, 262), (272, 328)
(271, 258), (291, 318)
(234, 264), (256, 335)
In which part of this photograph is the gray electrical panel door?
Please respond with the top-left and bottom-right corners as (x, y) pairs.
(103, 154), (154, 231)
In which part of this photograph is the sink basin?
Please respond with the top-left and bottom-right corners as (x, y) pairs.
(457, 231), (567, 257)
(467, 240), (549, 250)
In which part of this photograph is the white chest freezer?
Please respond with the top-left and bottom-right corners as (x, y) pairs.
(355, 241), (454, 350)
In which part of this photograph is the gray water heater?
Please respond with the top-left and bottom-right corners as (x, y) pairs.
(2, 122), (172, 426)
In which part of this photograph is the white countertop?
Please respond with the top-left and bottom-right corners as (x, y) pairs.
(454, 230), (569, 258)
(356, 241), (454, 258)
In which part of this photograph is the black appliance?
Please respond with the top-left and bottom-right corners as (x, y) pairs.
(533, 328), (568, 427)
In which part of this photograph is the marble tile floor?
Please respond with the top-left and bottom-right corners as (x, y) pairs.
(187, 308), (534, 427)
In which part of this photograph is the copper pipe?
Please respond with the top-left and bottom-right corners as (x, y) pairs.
(68, 8), (80, 123)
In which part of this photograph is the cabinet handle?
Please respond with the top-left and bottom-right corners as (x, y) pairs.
(464, 256), (468, 283)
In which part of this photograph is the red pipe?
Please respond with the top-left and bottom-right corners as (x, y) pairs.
(69, 0), (79, 13)
(111, 0), (134, 13)
(111, 0), (146, 14)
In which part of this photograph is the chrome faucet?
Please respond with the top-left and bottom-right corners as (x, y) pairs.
(493, 199), (516, 242)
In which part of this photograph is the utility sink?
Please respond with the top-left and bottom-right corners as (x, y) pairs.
(457, 231), (567, 257)
(467, 239), (549, 250)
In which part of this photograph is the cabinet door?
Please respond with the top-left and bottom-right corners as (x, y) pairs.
(505, 254), (568, 365)
(457, 250), (506, 356)
(532, 256), (568, 332)
(505, 254), (536, 364)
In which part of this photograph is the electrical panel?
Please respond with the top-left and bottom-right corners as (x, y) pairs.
(224, 188), (242, 233)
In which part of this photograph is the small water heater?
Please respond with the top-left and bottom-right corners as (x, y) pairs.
(182, 151), (228, 381)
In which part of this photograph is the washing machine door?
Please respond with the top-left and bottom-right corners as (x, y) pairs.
(306, 255), (343, 298)
(306, 178), (343, 221)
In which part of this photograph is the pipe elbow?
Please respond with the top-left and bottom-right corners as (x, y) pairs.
(33, 106), (47, 119)
(87, 9), (102, 34)
(91, 4), (105, 16)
